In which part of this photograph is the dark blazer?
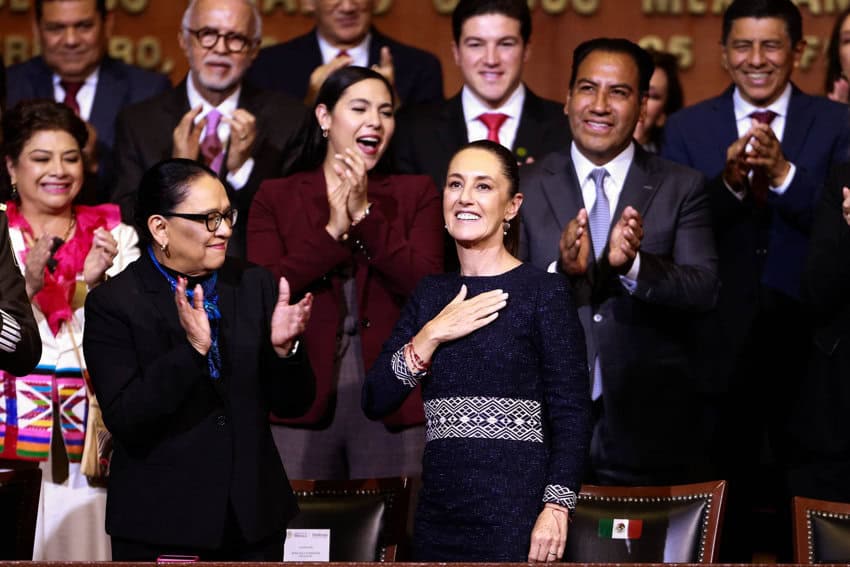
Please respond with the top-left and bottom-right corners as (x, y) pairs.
(246, 27), (443, 107)
(783, 162), (850, 500)
(247, 169), (443, 427)
(392, 88), (571, 189)
(111, 79), (307, 258)
(0, 210), (41, 377)
(519, 146), (719, 483)
(83, 253), (314, 548)
(6, 56), (171, 201)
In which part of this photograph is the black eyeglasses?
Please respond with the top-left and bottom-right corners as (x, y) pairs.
(164, 209), (238, 232)
(184, 27), (256, 54)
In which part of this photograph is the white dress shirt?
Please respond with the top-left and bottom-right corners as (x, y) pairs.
(317, 32), (371, 68)
(52, 68), (99, 122)
(461, 83), (526, 150)
(730, 82), (795, 197)
(186, 75), (254, 189)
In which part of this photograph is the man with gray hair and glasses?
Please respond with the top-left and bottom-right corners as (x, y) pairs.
(111, 0), (306, 258)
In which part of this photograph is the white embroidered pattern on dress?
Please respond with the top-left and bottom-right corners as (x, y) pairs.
(543, 484), (577, 511)
(424, 396), (543, 443)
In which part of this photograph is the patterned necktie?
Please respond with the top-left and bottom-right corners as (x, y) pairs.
(749, 110), (777, 207)
(60, 80), (84, 116)
(201, 109), (224, 173)
(478, 113), (509, 144)
(588, 167), (610, 260)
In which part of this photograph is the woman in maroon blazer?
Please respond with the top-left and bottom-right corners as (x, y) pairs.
(248, 67), (443, 479)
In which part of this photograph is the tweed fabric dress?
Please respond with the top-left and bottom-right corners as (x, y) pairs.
(364, 263), (592, 561)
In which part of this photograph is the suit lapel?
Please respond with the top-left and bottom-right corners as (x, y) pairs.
(780, 85), (813, 162)
(514, 89), (550, 155)
(137, 250), (184, 336)
(368, 27), (384, 66)
(709, 87), (739, 169)
(438, 95), (471, 154)
(89, 58), (127, 143)
(214, 263), (238, 398)
(539, 151), (584, 231)
(612, 146), (659, 224)
(32, 58), (55, 99)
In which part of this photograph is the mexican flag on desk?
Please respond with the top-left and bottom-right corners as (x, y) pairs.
(598, 518), (643, 539)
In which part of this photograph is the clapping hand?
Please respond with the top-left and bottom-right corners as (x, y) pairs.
(271, 277), (313, 357)
(22, 233), (55, 299)
(842, 187), (850, 227)
(528, 504), (569, 562)
(83, 227), (118, 288)
(223, 109), (257, 173)
(608, 206), (643, 272)
(175, 277), (211, 356)
(559, 208), (590, 276)
(172, 106), (206, 161)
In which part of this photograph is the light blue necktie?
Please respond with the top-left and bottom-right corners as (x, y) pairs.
(587, 167), (609, 401)
(588, 167), (610, 259)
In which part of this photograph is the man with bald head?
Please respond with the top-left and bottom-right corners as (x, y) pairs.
(6, 0), (170, 203)
(111, 0), (306, 258)
(246, 0), (443, 106)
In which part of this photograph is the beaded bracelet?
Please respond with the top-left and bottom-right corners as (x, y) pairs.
(405, 340), (431, 371)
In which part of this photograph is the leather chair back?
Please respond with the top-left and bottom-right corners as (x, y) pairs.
(793, 495), (850, 563)
(564, 480), (726, 563)
(288, 478), (410, 562)
(0, 466), (42, 559)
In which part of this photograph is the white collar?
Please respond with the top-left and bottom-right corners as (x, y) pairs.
(461, 83), (526, 123)
(52, 66), (100, 88)
(733, 82), (792, 121)
(185, 74), (241, 117)
(317, 31), (371, 65)
(570, 141), (635, 190)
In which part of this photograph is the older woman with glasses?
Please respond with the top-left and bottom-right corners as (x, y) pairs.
(83, 158), (314, 561)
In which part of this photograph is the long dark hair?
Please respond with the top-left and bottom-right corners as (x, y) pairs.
(449, 140), (522, 257)
(287, 66), (396, 175)
(826, 8), (850, 95)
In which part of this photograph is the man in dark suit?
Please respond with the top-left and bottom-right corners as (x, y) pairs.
(6, 0), (171, 203)
(392, 0), (570, 191)
(520, 38), (718, 486)
(111, 0), (306, 259)
(245, 0), (443, 107)
(661, 0), (850, 558)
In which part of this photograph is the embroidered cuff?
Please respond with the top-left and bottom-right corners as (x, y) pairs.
(543, 484), (577, 511)
(0, 310), (22, 353)
(391, 345), (426, 388)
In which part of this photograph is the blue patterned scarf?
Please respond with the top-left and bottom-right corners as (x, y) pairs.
(147, 246), (222, 380)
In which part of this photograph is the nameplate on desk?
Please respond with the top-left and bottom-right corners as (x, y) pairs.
(283, 529), (330, 562)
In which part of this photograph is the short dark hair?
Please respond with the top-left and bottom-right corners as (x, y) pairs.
(825, 8), (850, 94)
(289, 66), (395, 175)
(448, 140), (522, 256)
(134, 158), (217, 246)
(451, 0), (531, 44)
(35, 0), (108, 21)
(569, 38), (655, 94)
(721, 0), (802, 45)
(2, 99), (88, 164)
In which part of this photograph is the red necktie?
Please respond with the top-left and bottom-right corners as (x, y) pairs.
(336, 49), (349, 59)
(200, 109), (224, 173)
(749, 110), (777, 207)
(478, 113), (509, 144)
(60, 80), (83, 116)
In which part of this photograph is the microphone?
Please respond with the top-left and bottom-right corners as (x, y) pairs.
(46, 236), (64, 274)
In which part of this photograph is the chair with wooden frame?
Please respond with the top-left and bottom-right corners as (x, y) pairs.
(564, 479), (727, 563)
(793, 495), (850, 563)
(0, 466), (42, 559)
(287, 477), (410, 562)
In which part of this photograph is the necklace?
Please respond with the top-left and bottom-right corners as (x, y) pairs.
(60, 211), (77, 242)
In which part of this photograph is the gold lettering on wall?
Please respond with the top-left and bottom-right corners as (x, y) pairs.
(109, 36), (172, 73)
(261, 0), (298, 14)
(638, 34), (694, 69)
(3, 35), (30, 65)
(9, 0), (28, 11)
(375, 0), (392, 14)
(801, 35), (821, 70)
(433, 0), (459, 14)
(823, 0), (850, 11)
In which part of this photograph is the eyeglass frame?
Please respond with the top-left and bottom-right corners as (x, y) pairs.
(183, 26), (259, 54)
(163, 209), (239, 232)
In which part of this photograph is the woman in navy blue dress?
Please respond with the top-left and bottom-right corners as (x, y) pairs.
(363, 140), (591, 562)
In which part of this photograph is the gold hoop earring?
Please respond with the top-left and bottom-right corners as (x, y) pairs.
(160, 242), (170, 258)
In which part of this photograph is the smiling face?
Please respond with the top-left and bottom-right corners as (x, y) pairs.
(453, 13), (529, 109)
(315, 0), (373, 47)
(157, 173), (232, 276)
(179, 0), (258, 105)
(317, 77), (395, 170)
(5, 129), (83, 216)
(443, 146), (522, 252)
(566, 49), (646, 166)
(37, 0), (111, 82)
(722, 16), (803, 107)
